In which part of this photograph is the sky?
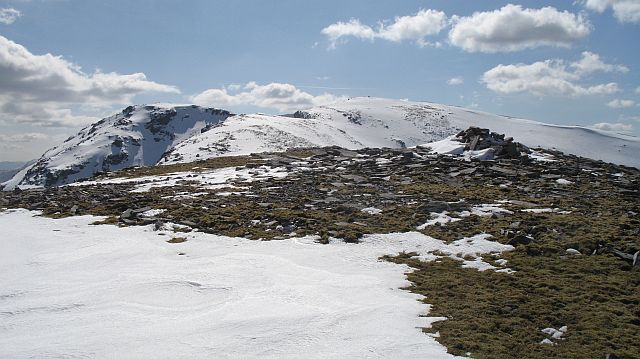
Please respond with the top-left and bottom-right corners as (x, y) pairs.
(0, 0), (639, 161)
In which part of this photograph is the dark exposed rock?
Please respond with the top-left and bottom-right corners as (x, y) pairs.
(508, 234), (533, 246)
(455, 127), (530, 159)
(290, 110), (316, 119)
(121, 209), (134, 220)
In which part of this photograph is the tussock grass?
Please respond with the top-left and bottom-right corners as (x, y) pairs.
(166, 237), (187, 243)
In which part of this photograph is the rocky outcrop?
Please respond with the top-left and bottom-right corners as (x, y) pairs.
(455, 127), (530, 159)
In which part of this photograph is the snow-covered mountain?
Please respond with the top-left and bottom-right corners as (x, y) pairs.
(162, 97), (639, 167)
(3, 105), (232, 189)
(3, 97), (639, 190)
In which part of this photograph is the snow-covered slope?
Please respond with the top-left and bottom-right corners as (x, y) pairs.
(161, 97), (640, 168)
(3, 105), (232, 189)
(4, 97), (639, 189)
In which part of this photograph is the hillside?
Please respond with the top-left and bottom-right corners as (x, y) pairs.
(3, 97), (639, 190)
(1, 139), (638, 358)
(2, 105), (232, 189)
(162, 98), (640, 168)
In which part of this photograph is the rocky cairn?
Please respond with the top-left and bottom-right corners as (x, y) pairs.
(455, 127), (530, 159)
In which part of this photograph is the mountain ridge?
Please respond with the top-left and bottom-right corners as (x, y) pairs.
(3, 97), (639, 190)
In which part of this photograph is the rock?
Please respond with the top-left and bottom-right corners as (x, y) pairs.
(454, 127), (528, 159)
(607, 248), (639, 269)
(120, 209), (134, 219)
(132, 206), (152, 214)
(508, 234), (532, 246)
(69, 205), (79, 215)
(121, 218), (137, 225)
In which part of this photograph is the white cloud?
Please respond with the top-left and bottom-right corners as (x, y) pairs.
(377, 9), (447, 42)
(449, 4), (591, 53)
(570, 51), (629, 75)
(321, 19), (376, 48)
(0, 132), (48, 150)
(0, 35), (179, 127)
(0, 8), (21, 25)
(607, 99), (636, 108)
(321, 9), (447, 48)
(482, 52), (625, 97)
(0, 132), (48, 143)
(192, 82), (344, 112)
(447, 77), (464, 86)
(591, 122), (634, 132)
(582, 0), (640, 23)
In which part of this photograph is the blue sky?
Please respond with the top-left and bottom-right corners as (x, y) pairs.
(0, 0), (639, 161)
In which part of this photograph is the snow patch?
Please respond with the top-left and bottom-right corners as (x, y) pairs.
(556, 178), (573, 185)
(540, 326), (568, 344)
(361, 207), (383, 215)
(416, 211), (462, 229)
(0, 209), (488, 358)
(73, 165), (289, 193)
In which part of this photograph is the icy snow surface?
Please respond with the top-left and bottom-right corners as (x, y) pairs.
(418, 136), (465, 155)
(361, 207), (383, 215)
(540, 326), (568, 344)
(416, 211), (462, 230)
(73, 165), (290, 193)
(0, 210), (519, 358)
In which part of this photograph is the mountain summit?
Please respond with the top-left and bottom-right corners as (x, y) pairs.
(3, 105), (232, 189)
(3, 97), (639, 190)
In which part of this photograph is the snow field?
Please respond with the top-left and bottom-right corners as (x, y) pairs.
(0, 209), (517, 358)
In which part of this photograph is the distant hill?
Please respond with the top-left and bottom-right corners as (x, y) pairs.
(0, 161), (26, 171)
(3, 97), (639, 190)
(0, 161), (30, 183)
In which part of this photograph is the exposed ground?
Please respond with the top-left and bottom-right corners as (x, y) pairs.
(1, 145), (638, 358)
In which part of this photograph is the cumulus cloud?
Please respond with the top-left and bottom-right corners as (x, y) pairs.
(321, 9), (447, 48)
(447, 77), (464, 86)
(449, 4), (591, 53)
(607, 99), (636, 108)
(591, 122), (634, 132)
(582, 0), (640, 23)
(0, 8), (21, 25)
(570, 51), (629, 75)
(192, 82), (345, 112)
(321, 19), (376, 48)
(0, 35), (179, 127)
(0, 103), (99, 128)
(482, 52), (625, 97)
